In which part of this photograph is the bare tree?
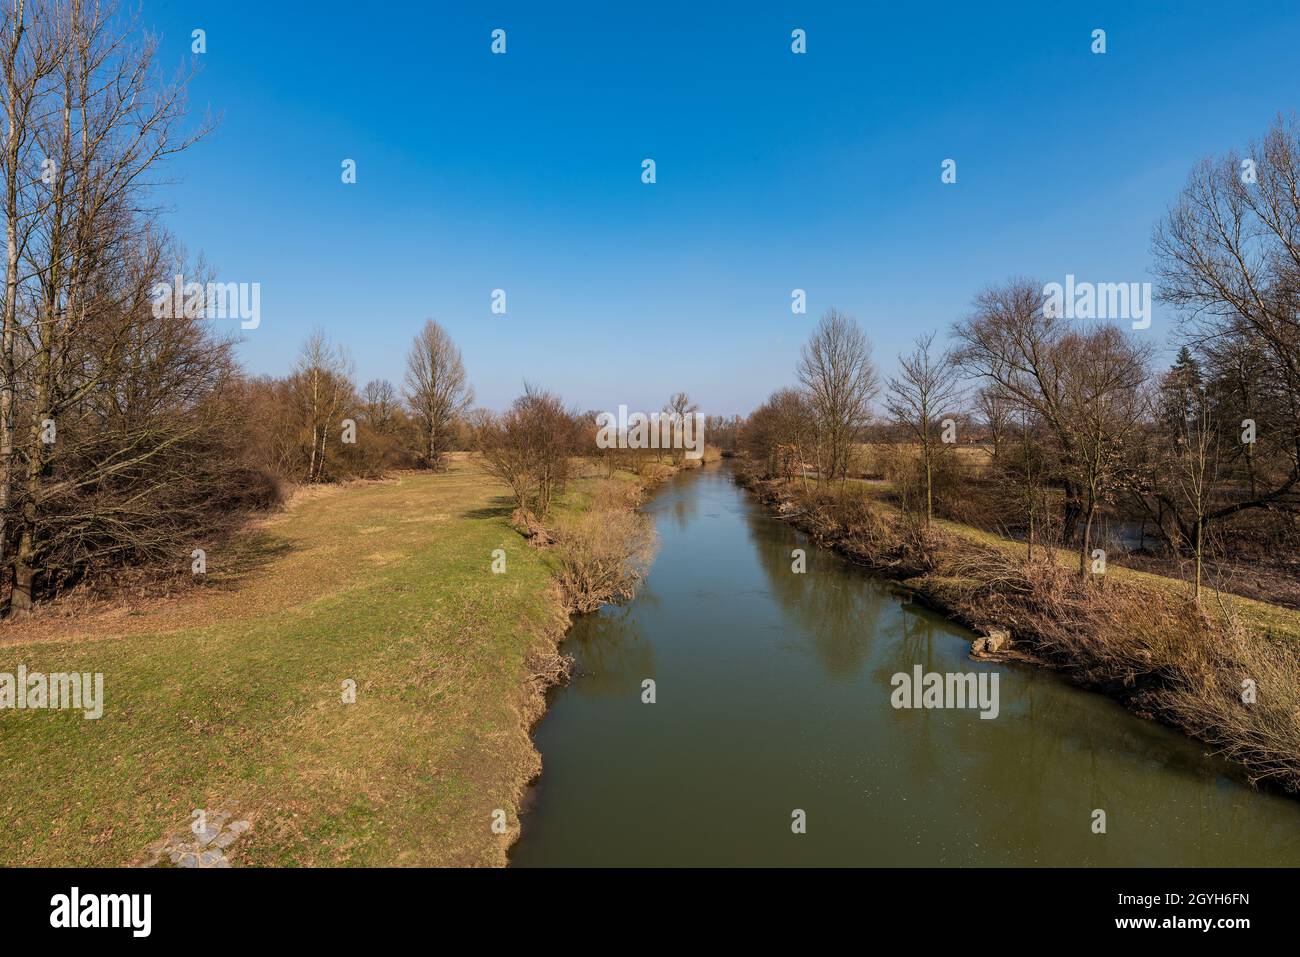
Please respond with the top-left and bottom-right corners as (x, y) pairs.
(796, 308), (880, 483)
(1, 0), (59, 584)
(953, 280), (1152, 573)
(4, 0), (213, 614)
(885, 333), (963, 528)
(662, 391), (699, 463)
(974, 383), (1011, 463)
(1165, 381), (1218, 601)
(1009, 409), (1049, 561)
(741, 387), (815, 484)
(360, 378), (398, 434)
(292, 330), (353, 484)
(476, 385), (578, 521)
(703, 414), (742, 454)
(1152, 114), (1300, 522)
(1056, 326), (1150, 576)
(404, 319), (471, 471)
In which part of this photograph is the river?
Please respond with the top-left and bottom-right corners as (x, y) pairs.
(510, 463), (1300, 866)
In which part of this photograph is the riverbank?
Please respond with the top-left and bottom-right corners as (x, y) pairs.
(737, 467), (1300, 795)
(514, 460), (1300, 865)
(0, 458), (665, 867)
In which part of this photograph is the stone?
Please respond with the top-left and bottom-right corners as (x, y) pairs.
(194, 825), (220, 845)
(214, 831), (239, 849)
(972, 628), (1011, 655)
(228, 820), (251, 834)
(199, 850), (223, 867)
(178, 853), (199, 868)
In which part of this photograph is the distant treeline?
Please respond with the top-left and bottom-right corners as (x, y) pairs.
(742, 116), (1300, 599)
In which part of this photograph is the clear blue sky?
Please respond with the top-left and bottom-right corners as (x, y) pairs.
(145, 0), (1300, 415)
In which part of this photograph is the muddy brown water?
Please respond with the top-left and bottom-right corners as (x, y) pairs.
(510, 464), (1300, 866)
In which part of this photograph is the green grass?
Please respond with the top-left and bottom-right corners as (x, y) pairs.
(0, 460), (576, 866)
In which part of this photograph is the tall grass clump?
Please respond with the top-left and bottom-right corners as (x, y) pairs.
(549, 480), (658, 613)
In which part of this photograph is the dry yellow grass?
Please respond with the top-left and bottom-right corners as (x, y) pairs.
(836, 470), (1300, 642)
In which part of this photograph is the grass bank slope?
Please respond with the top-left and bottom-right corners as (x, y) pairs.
(0, 461), (569, 866)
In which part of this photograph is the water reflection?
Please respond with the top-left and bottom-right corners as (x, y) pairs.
(512, 464), (1300, 866)
(748, 519), (884, 677)
(563, 606), (655, 699)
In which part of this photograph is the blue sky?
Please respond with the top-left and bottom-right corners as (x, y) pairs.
(144, 0), (1300, 415)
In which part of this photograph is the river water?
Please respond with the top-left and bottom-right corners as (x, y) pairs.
(510, 464), (1300, 866)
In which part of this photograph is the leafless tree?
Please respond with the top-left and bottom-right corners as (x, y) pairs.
(796, 308), (879, 483)
(662, 391), (699, 463)
(886, 333), (963, 527)
(742, 387), (815, 484)
(1165, 382), (1218, 601)
(360, 378), (398, 434)
(292, 331), (353, 484)
(953, 281), (1151, 573)
(476, 384), (578, 521)
(1056, 326), (1150, 575)
(1, 0), (59, 583)
(703, 414), (742, 454)
(404, 318), (471, 471)
(1153, 113), (1300, 520)
(3, 0), (214, 613)
(974, 383), (1011, 463)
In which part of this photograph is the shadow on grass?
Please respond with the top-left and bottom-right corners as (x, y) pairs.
(203, 530), (297, 591)
(461, 496), (517, 521)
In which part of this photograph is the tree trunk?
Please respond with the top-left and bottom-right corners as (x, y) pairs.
(1062, 491), (1083, 552)
(1, 7), (25, 607)
(1027, 501), (1034, 562)
(1193, 516), (1203, 601)
(9, 410), (45, 617)
(8, 522), (33, 615)
(1080, 504), (1096, 577)
(924, 444), (933, 528)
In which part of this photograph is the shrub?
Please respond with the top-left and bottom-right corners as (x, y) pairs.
(549, 507), (657, 613)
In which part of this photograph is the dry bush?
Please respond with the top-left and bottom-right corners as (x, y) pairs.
(590, 478), (643, 511)
(846, 443), (883, 479)
(952, 550), (1188, 685)
(784, 484), (923, 573)
(1159, 610), (1300, 790)
(639, 462), (676, 485)
(939, 476), (1016, 530)
(941, 543), (1300, 791)
(475, 386), (581, 520)
(549, 508), (657, 613)
(877, 442), (963, 523)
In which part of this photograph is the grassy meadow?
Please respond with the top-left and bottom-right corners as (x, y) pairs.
(0, 459), (576, 866)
